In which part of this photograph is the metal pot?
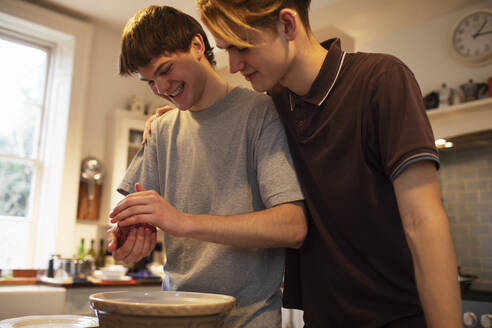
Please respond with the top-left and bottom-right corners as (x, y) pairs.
(53, 257), (93, 279)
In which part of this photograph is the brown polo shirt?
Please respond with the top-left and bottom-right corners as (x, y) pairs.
(269, 39), (439, 327)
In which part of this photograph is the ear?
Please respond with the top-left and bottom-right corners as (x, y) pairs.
(190, 34), (206, 60)
(277, 8), (298, 41)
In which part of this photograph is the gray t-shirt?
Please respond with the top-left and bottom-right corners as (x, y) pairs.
(118, 87), (303, 328)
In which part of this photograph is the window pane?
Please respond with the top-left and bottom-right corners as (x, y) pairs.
(0, 37), (46, 158)
(0, 158), (34, 218)
(0, 220), (30, 269)
(0, 101), (41, 158)
(0, 38), (48, 105)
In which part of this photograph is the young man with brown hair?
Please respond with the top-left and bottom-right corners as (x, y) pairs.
(191, 0), (462, 327)
(108, 5), (307, 327)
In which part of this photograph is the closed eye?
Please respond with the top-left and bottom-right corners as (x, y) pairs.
(159, 64), (172, 76)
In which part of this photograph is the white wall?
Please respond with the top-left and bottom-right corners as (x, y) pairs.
(356, 0), (492, 96)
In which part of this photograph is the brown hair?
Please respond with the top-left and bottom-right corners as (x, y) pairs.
(198, 0), (312, 48)
(119, 5), (216, 76)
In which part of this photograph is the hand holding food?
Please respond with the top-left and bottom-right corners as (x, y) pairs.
(110, 183), (188, 237)
(115, 223), (156, 249)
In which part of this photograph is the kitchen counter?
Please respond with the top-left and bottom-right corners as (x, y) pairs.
(0, 276), (161, 287)
(40, 275), (162, 288)
(0, 277), (38, 285)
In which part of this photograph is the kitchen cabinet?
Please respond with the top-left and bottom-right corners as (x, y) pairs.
(426, 97), (492, 139)
(101, 109), (150, 227)
(0, 285), (66, 320)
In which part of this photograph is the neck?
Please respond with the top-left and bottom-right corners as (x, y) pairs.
(280, 36), (327, 96)
(190, 66), (229, 112)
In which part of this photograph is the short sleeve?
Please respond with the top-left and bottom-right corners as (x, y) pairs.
(117, 120), (160, 196)
(368, 58), (439, 182)
(254, 102), (304, 207)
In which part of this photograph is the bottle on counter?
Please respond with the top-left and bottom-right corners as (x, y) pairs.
(87, 239), (96, 259)
(105, 250), (115, 267)
(77, 238), (85, 259)
(95, 239), (106, 268)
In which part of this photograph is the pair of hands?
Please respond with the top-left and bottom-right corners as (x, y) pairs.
(106, 182), (186, 264)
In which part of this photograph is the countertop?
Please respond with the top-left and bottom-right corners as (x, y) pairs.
(0, 276), (161, 288)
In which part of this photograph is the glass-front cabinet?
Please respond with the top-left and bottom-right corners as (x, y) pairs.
(101, 109), (149, 227)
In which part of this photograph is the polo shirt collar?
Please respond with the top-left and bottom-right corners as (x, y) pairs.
(290, 38), (346, 108)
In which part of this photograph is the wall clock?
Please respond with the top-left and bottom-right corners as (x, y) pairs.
(450, 8), (492, 65)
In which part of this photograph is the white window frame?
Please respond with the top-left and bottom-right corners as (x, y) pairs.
(0, 0), (93, 268)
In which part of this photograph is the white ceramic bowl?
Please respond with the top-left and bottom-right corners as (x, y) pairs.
(89, 290), (235, 328)
(99, 265), (128, 280)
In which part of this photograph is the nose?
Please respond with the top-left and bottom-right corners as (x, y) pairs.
(228, 51), (244, 74)
(153, 78), (169, 96)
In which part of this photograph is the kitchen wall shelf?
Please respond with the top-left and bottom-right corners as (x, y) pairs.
(426, 97), (492, 138)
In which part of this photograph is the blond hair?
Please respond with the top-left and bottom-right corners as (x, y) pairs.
(198, 0), (311, 48)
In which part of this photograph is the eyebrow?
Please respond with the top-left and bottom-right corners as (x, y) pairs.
(139, 61), (169, 81)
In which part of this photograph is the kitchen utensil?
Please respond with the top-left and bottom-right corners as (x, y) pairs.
(80, 157), (104, 200)
(424, 91), (439, 110)
(460, 79), (489, 102)
(89, 290), (235, 328)
(53, 257), (93, 279)
(477, 82), (489, 99)
(461, 79), (478, 102)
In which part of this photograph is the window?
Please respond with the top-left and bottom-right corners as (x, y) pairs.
(0, 35), (49, 269)
(0, 1), (93, 269)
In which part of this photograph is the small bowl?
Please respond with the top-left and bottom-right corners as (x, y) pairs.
(99, 265), (128, 280)
(89, 290), (235, 328)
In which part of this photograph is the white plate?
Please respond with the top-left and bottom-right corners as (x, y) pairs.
(0, 315), (98, 327)
(101, 275), (131, 281)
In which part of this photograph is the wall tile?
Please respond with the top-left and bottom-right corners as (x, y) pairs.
(439, 143), (492, 291)
(466, 181), (488, 191)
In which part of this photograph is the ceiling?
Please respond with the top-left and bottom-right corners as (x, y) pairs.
(24, 0), (482, 40)
(22, 0), (483, 68)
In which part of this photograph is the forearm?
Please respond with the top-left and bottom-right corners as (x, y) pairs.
(394, 161), (462, 327)
(404, 211), (462, 327)
(183, 201), (307, 249)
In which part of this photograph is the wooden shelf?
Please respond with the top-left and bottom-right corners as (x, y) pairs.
(426, 97), (492, 138)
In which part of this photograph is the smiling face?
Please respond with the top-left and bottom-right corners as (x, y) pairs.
(215, 28), (291, 92)
(137, 48), (207, 112)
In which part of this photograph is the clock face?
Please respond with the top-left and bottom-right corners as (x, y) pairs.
(452, 9), (492, 61)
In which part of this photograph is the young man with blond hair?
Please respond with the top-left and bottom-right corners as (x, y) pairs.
(191, 0), (462, 327)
